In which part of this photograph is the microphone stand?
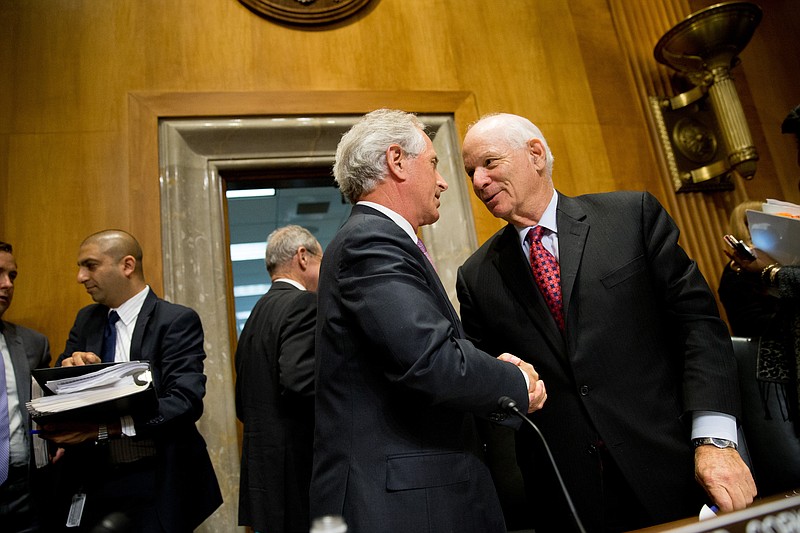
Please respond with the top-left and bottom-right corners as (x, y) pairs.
(499, 396), (587, 533)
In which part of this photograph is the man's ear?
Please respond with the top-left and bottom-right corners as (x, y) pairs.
(121, 255), (137, 277)
(386, 144), (406, 179)
(527, 139), (547, 171)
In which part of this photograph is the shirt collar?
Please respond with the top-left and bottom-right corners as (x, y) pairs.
(273, 278), (305, 291)
(357, 201), (418, 244)
(516, 190), (559, 246)
(112, 285), (150, 326)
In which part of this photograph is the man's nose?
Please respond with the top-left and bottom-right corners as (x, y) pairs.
(437, 171), (449, 191)
(472, 167), (490, 188)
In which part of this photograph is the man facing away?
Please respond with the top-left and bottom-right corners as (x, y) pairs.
(457, 112), (756, 532)
(310, 109), (547, 533)
(236, 225), (322, 533)
(0, 241), (51, 533)
(40, 229), (221, 532)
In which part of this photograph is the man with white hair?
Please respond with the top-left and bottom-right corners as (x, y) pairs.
(310, 109), (547, 532)
(458, 112), (756, 532)
(236, 225), (322, 533)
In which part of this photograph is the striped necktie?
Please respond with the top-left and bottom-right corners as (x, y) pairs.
(0, 343), (10, 485)
(416, 239), (436, 271)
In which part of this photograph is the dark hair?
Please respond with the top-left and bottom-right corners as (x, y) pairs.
(0, 241), (12, 254)
(781, 104), (800, 136)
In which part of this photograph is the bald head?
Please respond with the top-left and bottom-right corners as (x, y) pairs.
(465, 113), (555, 178)
(77, 230), (146, 308)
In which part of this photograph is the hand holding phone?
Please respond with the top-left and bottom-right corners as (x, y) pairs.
(724, 234), (757, 261)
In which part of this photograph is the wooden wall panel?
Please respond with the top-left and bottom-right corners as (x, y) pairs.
(2, 0), (799, 528)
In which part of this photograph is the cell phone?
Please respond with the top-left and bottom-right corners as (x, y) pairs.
(723, 234), (757, 261)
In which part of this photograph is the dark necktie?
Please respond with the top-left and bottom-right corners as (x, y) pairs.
(526, 226), (564, 331)
(416, 238), (436, 271)
(101, 311), (120, 363)
(0, 344), (9, 485)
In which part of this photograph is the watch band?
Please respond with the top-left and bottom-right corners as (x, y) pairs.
(96, 423), (109, 444)
(693, 437), (737, 450)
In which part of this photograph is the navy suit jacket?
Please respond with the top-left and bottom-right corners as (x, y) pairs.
(56, 288), (222, 531)
(457, 191), (739, 531)
(235, 281), (316, 532)
(310, 205), (529, 533)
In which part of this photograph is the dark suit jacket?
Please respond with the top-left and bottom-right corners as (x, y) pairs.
(310, 205), (529, 533)
(457, 191), (740, 531)
(2, 320), (50, 474)
(55, 289), (222, 531)
(235, 281), (316, 532)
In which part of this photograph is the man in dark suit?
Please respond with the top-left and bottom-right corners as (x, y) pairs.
(236, 224), (322, 533)
(310, 109), (547, 533)
(457, 113), (757, 532)
(40, 229), (222, 532)
(0, 241), (51, 532)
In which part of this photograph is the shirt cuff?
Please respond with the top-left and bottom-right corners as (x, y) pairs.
(120, 415), (137, 437)
(691, 411), (737, 444)
(518, 366), (530, 389)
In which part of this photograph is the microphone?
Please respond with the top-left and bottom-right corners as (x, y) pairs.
(498, 396), (587, 533)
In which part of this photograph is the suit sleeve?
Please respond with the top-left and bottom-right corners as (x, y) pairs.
(278, 291), (317, 397)
(56, 306), (96, 366)
(335, 221), (527, 418)
(641, 192), (739, 417)
(139, 306), (207, 430)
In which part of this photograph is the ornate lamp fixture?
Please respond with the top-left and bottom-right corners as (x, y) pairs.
(649, 2), (762, 192)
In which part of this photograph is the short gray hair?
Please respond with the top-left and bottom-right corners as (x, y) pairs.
(265, 225), (320, 276)
(333, 109), (428, 204)
(470, 113), (555, 177)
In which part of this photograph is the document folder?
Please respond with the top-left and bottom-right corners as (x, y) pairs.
(27, 361), (158, 423)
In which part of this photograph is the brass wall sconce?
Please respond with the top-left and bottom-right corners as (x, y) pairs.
(649, 2), (762, 192)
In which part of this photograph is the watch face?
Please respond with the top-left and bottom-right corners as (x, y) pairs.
(239, 0), (374, 26)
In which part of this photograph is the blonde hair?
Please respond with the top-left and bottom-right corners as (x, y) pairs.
(728, 200), (763, 244)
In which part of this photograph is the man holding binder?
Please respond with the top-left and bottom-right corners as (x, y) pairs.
(0, 241), (51, 532)
(40, 230), (222, 532)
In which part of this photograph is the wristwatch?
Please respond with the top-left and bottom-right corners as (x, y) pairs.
(96, 423), (109, 444)
(693, 437), (737, 450)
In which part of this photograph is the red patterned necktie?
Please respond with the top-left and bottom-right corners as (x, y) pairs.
(526, 226), (564, 331)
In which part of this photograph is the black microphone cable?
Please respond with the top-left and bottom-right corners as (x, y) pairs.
(498, 396), (587, 533)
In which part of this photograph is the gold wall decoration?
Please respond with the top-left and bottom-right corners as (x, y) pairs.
(238, 0), (374, 26)
(651, 1), (762, 192)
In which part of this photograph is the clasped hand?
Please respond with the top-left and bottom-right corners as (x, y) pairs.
(497, 353), (547, 413)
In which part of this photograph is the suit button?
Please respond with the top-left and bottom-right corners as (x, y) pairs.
(579, 385), (589, 396)
(588, 444), (597, 455)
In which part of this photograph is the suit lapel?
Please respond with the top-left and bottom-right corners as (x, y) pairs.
(492, 226), (564, 354)
(130, 289), (157, 361)
(86, 310), (106, 355)
(354, 204), (464, 336)
(555, 195), (589, 328)
(3, 323), (33, 409)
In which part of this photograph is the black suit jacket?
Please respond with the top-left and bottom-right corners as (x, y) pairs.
(457, 191), (739, 531)
(235, 281), (316, 532)
(55, 289), (222, 531)
(310, 205), (529, 533)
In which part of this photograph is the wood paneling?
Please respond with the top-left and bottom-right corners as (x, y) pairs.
(2, 0), (799, 528)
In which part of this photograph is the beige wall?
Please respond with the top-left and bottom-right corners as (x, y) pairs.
(2, 0), (798, 528)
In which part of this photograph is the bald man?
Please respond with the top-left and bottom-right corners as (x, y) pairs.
(42, 230), (221, 532)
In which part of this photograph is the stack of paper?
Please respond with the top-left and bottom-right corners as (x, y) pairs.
(26, 361), (156, 421)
